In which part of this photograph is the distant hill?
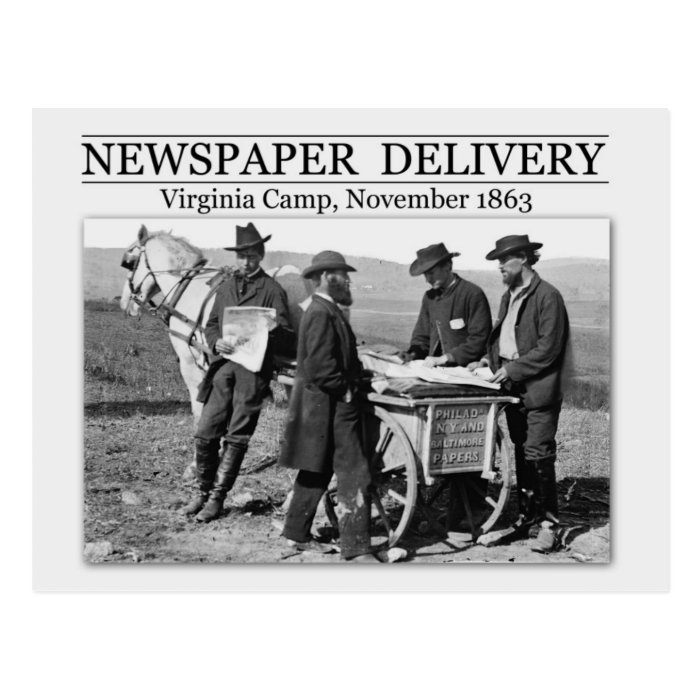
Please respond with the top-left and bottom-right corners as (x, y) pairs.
(84, 247), (609, 315)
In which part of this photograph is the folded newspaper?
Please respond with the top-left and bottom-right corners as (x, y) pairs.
(220, 306), (277, 373)
(360, 353), (498, 391)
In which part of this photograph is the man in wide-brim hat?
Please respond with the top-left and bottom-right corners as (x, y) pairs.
(470, 234), (570, 552)
(399, 241), (493, 535)
(401, 242), (492, 368)
(279, 250), (380, 562)
(182, 222), (295, 523)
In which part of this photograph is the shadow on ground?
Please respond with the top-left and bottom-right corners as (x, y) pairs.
(85, 400), (192, 418)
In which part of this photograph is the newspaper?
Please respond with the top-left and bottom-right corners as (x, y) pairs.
(360, 354), (497, 390)
(220, 306), (277, 372)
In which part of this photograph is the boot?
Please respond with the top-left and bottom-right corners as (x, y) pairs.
(529, 458), (560, 552)
(510, 454), (538, 534)
(511, 487), (536, 534)
(182, 438), (220, 515)
(533, 457), (559, 524)
(196, 443), (246, 523)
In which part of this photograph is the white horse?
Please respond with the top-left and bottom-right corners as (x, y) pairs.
(120, 225), (309, 478)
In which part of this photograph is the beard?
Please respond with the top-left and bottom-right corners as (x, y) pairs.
(328, 276), (353, 306)
(501, 270), (523, 288)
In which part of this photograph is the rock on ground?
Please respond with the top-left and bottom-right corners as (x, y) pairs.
(84, 541), (114, 562)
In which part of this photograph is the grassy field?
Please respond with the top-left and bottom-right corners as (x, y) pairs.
(86, 298), (610, 411)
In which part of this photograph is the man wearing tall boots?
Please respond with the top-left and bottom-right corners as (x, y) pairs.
(182, 223), (294, 523)
(279, 251), (377, 562)
(469, 235), (570, 552)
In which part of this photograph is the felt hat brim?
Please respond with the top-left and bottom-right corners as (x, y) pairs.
(224, 234), (272, 252)
(302, 262), (357, 278)
(409, 252), (460, 277)
(485, 241), (542, 261)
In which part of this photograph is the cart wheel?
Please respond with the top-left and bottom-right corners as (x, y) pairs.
(418, 418), (513, 538)
(477, 422), (513, 533)
(324, 404), (418, 548)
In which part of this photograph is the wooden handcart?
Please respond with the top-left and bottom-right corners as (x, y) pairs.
(277, 370), (519, 548)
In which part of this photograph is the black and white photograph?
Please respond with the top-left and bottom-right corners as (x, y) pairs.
(83, 218), (610, 564)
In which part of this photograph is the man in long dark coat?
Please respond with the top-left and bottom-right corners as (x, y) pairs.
(470, 235), (570, 552)
(279, 250), (375, 561)
(182, 223), (294, 522)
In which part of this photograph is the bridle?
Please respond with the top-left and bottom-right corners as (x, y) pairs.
(121, 241), (208, 322)
(121, 240), (221, 368)
(121, 243), (159, 314)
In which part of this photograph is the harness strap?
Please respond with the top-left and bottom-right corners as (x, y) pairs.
(126, 243), (227, 371)
(186, 274), (227, 346)
(168, 329), (215, 358)
(158, 259), (207, 324)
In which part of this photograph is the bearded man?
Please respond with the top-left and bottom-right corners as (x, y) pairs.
(470, 235), (570, 552)
(279, 251), (379, 562)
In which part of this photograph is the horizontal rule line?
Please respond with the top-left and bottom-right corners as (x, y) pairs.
(80, 134), (611, 138)
(81, 180), (610, 185)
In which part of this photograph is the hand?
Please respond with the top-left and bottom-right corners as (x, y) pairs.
(215, 338), (236, 354)
(397, 350), (416, 364)
(424, 355), (448, 368)
(489, 366), (509, 383)
(467, 359), (489, 371)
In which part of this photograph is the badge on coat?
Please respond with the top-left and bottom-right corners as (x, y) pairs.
(449, 318), (465, 330)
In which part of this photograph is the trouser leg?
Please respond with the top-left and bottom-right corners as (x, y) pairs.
(194, 362), (237, 442)
(193, 363), (267, 523)
(521, 402), (561, 523)
(282, 470), (333, 543)
(505, 403), (537, 525)
(333, 401), (372, 559)
(224, 363), (268, 449)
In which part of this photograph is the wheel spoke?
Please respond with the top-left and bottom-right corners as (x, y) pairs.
(381, 461), (406, 473)
(387, 488), (407, 505)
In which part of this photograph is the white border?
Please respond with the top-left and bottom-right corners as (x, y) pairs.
(14, 3), (696, 697)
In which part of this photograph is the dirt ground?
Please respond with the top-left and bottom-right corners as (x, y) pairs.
(84, 397), (610, 566)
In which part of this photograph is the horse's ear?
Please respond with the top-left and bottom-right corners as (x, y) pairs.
(138, 224), (148, 244)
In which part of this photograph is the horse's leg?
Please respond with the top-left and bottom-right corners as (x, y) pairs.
(170, 336), (206, 481)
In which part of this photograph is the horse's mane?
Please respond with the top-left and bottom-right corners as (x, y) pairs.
(150, 231), (206, 269)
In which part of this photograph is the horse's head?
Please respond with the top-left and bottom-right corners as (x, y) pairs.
(120, 224), (206, 316)
(120, 225), (161, 316)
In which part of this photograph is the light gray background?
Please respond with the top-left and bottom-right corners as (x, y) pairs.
(34, 108), (668, 591)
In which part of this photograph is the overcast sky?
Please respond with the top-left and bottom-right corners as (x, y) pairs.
(84, 218), (609, 270)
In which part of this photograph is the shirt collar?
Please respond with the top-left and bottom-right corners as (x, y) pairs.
(314, 291), (336, 305)
(244, 267), (263, 280)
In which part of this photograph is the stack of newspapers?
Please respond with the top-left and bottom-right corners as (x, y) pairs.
(360, 350), (497, 392)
